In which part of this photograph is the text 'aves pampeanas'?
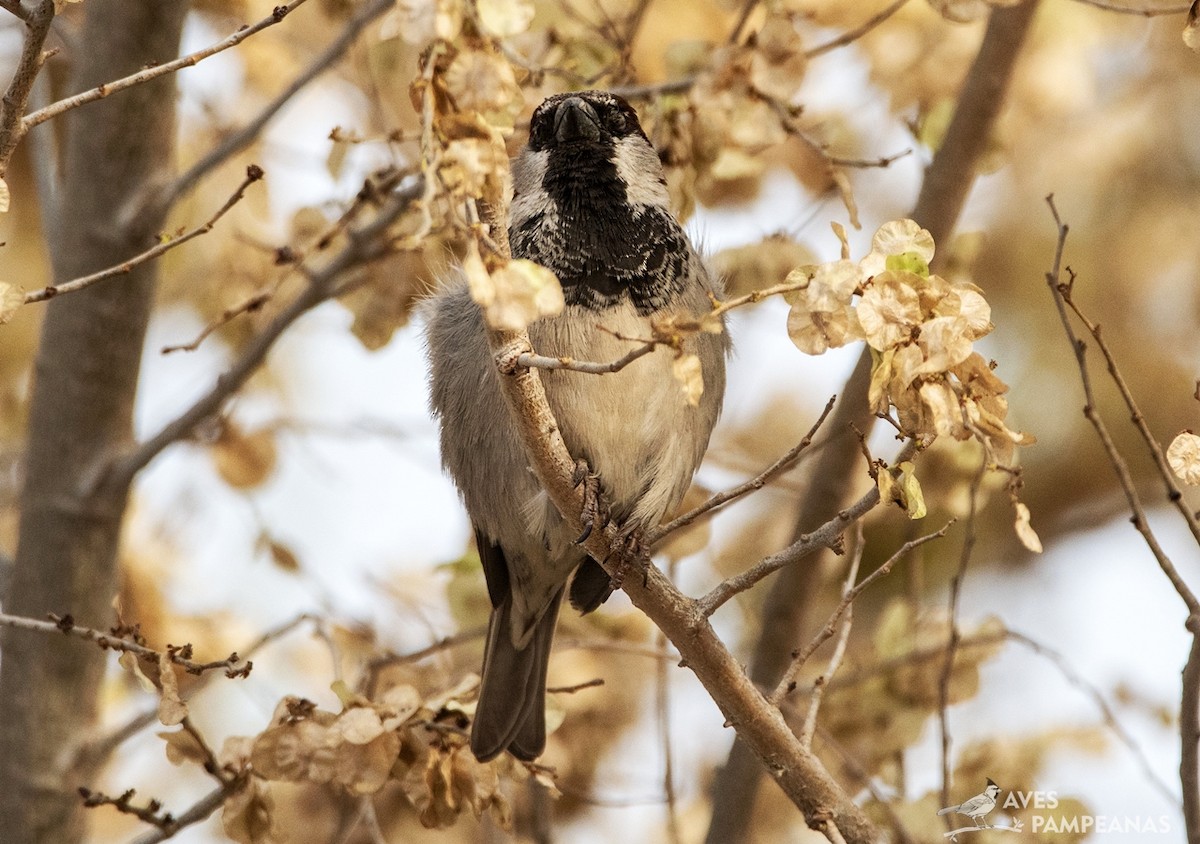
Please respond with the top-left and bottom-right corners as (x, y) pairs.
(426, 90), (728, 762)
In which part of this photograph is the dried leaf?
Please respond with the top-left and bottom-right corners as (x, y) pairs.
(266, 540), (300, 574)
(159, 728), (209, 766)
(157, 652), (188, 726)
(0, 176), (9, 213)
(119, 651), (156, 693)
(212, 425), (277, 489)
(1013, 501), (1042, 553)
(899, 461), (927, 519)
(1187, 1), (1200, 51)
(476, 0), (534, 37)
(1168, 432), (1200, 485)
(222, 778), (276, 844)
(481, 259), (565, 331)
(858, 272), (922, 350)
(0, 282), (23, 324)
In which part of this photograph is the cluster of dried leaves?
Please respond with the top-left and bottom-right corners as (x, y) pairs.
(155, 674), (537, 841)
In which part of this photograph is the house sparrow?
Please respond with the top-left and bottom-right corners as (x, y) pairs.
(937, 779), (1001, 827)
(425, 90), (727, 761)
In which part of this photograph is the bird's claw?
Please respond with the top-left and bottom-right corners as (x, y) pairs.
(574, 460), (608, 544)
(605, 526), (648, 592)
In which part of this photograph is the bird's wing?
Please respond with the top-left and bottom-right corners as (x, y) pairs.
(958, 795), (989, 814)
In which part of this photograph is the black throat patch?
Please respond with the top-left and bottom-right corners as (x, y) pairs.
(509, 142), (688, 314)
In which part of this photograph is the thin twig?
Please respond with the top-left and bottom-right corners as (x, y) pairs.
(816, 725), (918, 844)
(22, 0), (313, 132)
(798, 524), (863, 749)
(22, 166), (263, 305)
(1043, 196), (1200, 842)
(727, 0), (760, 44)
(804, 0), (911, 59)
(937, 458), (984, 827)
(827, 148), (913, 170)
(160, 289), (273, 355)
(156, 0), (392, 215)
(72, 613), (315, 774)
(105, 179), (422, 490)
(658, 560), (682, 844)
(1068, 0), (1190, 14)
(770, 520), (954, 706)
(127, 778), (247, 844)
(546, 677), (605, 695)
(698, 440), (920, 617)
(0, 0), (31, 22)
(515, 341), (658, 375)
(1005, 629), (1181, 807)
(0, 612), (252, 677)
(0, 0), (56, 173)
(650, 396), (837, 545)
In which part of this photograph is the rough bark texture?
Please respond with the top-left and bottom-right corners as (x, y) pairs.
(0, 4), (189, 842)
(704, 3), (1042, 841)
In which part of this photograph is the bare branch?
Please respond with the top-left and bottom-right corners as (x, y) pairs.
(22, 0), (313, 133)
(650, 396), (837, 545)
(770, 519), (954, 706)
(804, 0), (911, 59)
(157, 0), (393, 215)
(483, 304), (878, 837)
(23, 166), (263, 306)
(937, 458), (984, 826)
(798, 524), (863, 749)
(72, 613), (315, 773)
(1068, 0), (1190, 14)
(127, 778), (247, 844)
(0, 0), (55, 173)
(515, 341), (658, 375)
(0, 0), (31, 22)
(697, 440), (920, 617)
(1043, 196), (1200, 842)
(0, 612), (252, 677)
(1042, 198), (1199, 615)
(105, 178), (422, 489)
(546, 677), (605, 695)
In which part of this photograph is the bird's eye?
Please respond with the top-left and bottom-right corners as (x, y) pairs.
(604, 110), (627, 134)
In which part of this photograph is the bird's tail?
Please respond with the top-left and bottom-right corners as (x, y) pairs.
(936, 807), (957, 816)
(470, 589), (563, 762)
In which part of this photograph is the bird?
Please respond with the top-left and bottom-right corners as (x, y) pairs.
(425, 90), (727, 762)
(937, 779), (1001, 827)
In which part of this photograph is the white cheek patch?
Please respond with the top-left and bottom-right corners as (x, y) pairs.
(612, 136), (670, 208)
(509, 148), (556, 226)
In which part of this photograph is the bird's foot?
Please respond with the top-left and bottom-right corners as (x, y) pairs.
(606, 525), (648, 592)
(574, 460), (609, 544)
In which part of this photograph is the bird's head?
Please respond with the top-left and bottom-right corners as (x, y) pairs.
(510, 90), (670, 221)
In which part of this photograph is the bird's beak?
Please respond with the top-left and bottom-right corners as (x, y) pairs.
(554, 97), (602, 143)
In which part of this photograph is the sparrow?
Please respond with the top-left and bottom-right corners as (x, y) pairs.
(937, 778), (1001, 827)
(425, 90), (727, 761)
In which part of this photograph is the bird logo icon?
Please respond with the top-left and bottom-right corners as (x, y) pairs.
(938, 778), (1001, 828)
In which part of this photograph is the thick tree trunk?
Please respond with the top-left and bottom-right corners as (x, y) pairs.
(0, 4), (189, 842)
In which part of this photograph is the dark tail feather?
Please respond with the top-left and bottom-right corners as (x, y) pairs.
(568, 557), (613, 613)
(471, 589), (562, 762)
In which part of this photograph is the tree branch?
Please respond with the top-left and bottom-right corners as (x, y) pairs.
(0, 0), (55, 173)
(22, 165), (263, 306)
(481, 320), (879, 841)
(770, 520), (954, 706)
(22, 0), (313, 133)
(704, 4), (1041, 839)
(1043, 197), (1200, 842)
(0, 612), (253, 677)
(1068, 0), (1190, 15)
(804, 0), (911, 60)
(104, 178), (422, 489)
(649, 395), (837, 545)
(154, 0), (393, 216)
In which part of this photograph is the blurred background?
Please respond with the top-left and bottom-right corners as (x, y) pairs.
(0, 0), (1198, 841)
